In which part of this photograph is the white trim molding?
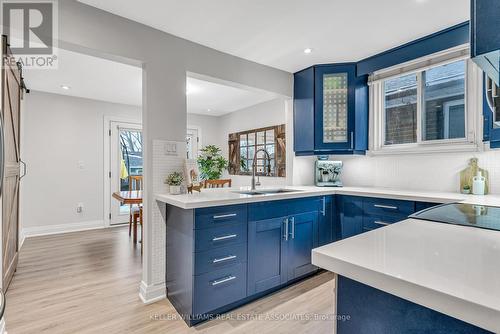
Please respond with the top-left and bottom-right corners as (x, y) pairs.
(139, 280), (166, 304)
(0, 318), (5, 334)
(21, 220), (105, 238)
(369, 45), (484, 156)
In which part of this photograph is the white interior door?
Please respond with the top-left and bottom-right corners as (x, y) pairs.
(109, 121), (142, 225)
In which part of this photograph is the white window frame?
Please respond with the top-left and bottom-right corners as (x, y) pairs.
(369, 45), (484, 155)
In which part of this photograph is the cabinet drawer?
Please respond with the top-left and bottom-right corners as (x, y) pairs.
(193, 263), (247, 315)
(195, 205), (247, 229)
(287, 197), (320, 215)
(194, 243), (247, 275)
(363, 198), (415, 217)
(248, 200), (288, 221)
(362, 214), (407, 231)
(195, 223), (247, 252)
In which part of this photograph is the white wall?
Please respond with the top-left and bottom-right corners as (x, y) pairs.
(187, 98), (291, 188)
(21, 91), (141, 234)
(187, 113), (220, 147)
(293, 150), (500, 194)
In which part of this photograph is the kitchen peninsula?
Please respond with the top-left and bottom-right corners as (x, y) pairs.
(156, 186), (500, 328)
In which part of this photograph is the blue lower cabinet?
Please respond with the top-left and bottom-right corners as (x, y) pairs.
(338, 196), (364, 239)
(247, 216), (288, 295)
(337, 276), (492, 333)
(287, 211), (319, 281)
(248, 198), (321, 295)
(318, 196), (336, 246)
(193, 263), (247, 316)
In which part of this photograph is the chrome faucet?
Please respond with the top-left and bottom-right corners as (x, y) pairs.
(251, 148), (272, 190)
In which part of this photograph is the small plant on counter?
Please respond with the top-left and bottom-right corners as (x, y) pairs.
(166, 171), (184, 195)
(462, 184), (471, 194)
(197, 145), (228, 180)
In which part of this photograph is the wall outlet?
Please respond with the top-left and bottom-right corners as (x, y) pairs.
(77, 203), (84, 213)
(164, 142), (179, 156)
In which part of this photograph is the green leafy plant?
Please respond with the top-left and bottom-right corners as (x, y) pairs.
(197, 145), (228, 180)
(165, 171), (184, 186)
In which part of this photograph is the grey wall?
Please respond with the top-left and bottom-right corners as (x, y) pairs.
(54, 0), (292, 295)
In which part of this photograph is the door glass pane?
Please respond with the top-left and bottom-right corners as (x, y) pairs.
(384, 73), (418, 145)
(265, 130), (274, 144)
(240, 146), (248, 160)
(247, 133), (255, 146)
(240, 134), (248, 147)
(257, 131), (265, 145)
(323, 73), (348, 143)
(422, 60), (466, 141)
(119, 129), (143, 214)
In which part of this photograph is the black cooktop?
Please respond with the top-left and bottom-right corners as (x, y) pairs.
(410, 203), (500, 232)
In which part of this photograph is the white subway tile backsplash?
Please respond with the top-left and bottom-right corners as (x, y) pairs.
(150, 140), (186, 286)
(294, 150), (500, 194)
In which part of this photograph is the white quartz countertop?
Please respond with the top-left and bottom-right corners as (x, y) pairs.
(155, 185), (500, 209)
(312, 219), (500, 332)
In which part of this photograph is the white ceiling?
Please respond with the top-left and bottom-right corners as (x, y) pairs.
(23, 48), (276, 114)
(186, 77), (279, 116)
(23, 48), (143, 106)
(78, 0), (469, 73)
(24, 49), (142, 106)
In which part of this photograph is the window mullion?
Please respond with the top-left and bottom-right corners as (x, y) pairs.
(416, 71), (423, 144)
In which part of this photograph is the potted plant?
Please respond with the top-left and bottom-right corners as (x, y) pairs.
(462, 184), (471, 194)
(197, 145), (228, 180)
(166, 171), (184, 195)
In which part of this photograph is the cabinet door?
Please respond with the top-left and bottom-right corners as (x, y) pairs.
(314, 64), (356, 152)
(287, 212), (319, 281)
(247, 217), (288, 295)
(318, 196), (335, 246)
(338, 196), (363, 239)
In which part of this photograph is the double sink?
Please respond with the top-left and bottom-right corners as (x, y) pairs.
(233, 188), (303, 196)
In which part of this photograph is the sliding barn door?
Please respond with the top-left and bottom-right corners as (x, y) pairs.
(1, 36), (22, 290)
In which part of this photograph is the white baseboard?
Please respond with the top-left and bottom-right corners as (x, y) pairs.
(21, 220), (105, 239)
(0, 318), (6, 334)
(139, 280), (166, 304)
(19, 228), (27, 249)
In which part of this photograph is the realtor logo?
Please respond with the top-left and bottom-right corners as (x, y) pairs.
(1, 0), (58, 68)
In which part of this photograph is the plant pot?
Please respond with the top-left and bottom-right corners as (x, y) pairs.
(170, 185), (182, 195)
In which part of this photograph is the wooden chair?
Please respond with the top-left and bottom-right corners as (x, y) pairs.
(128, 175), (143, 244)
(204, 179), (232, 188)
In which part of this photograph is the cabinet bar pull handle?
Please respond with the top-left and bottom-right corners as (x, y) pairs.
(212, 234), (237, 242)
(290, 217), (295, 239)
(374, 221), (391, 226)
(284, 218), (289, 241)
(320, 197), (326, 216)
(213, 255), (237, 263)
(213, 213), (237, 219)
(374, 204), (398, 210)
(350, 132), (354, 150)
(211, 275), (236, 286)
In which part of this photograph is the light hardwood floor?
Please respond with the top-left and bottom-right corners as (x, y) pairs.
(5, 227), (334, 334)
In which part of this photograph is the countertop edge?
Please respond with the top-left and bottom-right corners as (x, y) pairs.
(153, 186), (485, 209)
(312, 249), (500, 333)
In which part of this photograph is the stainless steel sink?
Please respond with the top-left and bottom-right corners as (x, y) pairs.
(233, 189), (303, 196)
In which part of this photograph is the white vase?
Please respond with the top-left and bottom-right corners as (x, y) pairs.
(170, 185), (181, 195)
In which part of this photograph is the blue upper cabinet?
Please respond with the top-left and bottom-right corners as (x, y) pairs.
(472, 0), (500, 149)
(294, 63), (368, 156)
(471, 0), (500, 86)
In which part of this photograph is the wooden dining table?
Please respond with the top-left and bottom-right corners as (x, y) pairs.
(112, 190), (143, 245)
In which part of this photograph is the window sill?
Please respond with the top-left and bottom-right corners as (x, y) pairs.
(369, 142), (482, 156)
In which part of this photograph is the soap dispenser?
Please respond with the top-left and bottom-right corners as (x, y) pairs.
(472, 171), (486, 195)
